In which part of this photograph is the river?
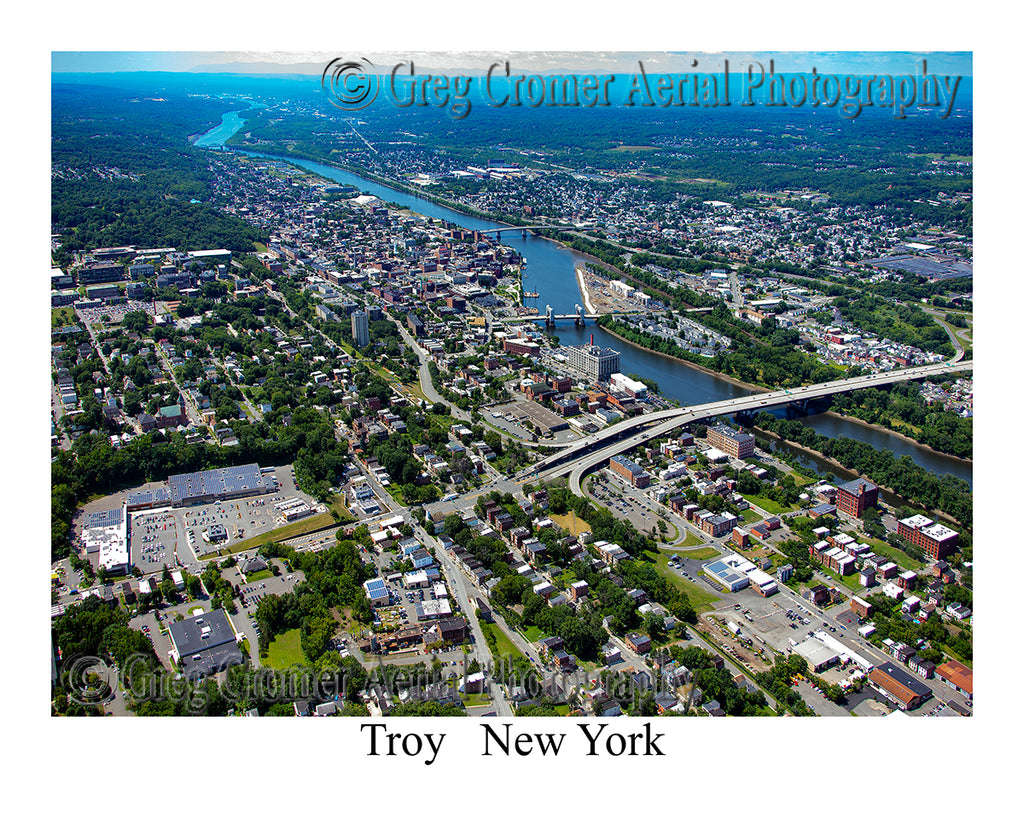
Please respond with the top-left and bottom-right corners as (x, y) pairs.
(196, 111), (972, 486)
(193, 109), (255, 148)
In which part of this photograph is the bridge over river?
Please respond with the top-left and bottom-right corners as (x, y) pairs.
(512, 359), (974, 495)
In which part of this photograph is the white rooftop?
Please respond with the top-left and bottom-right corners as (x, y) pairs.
(922, 522), (958, 541)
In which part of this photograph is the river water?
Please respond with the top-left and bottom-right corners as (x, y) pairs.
(196, 111), (972, 486)
(193, 109), (253, 148)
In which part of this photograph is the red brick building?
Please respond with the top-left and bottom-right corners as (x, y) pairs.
(610, 455), (650, 488)
(896, 515), (960, 559)
(625, 633), (652, 654)
(707, 424), (755, 458)
(503, 337), (541, 357)
(836, 478), (878, 518)
(850, 596), (873, 619)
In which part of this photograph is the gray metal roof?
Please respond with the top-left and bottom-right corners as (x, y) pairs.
(168, 609), (243, 680)
(168, 463), (269, 504)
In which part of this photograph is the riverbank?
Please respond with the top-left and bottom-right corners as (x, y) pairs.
(753, 426), (968, 529)
(818, 408), (973, 465)
(224, 142), (531, 230)
(597, 322), (972, 466)
(596, 321), (768, 395)
(575, 266), (597, 314)
(200, 135), (971, 484)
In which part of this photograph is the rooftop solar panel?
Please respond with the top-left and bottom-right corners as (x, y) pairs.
(86, 508), (123, 528)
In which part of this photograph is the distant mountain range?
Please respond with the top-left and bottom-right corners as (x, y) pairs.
(188, 62), (323, 76)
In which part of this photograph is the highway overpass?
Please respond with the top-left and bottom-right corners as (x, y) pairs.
(516, 359), (973, 490)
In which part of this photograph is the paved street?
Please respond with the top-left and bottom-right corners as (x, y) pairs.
(410, 519), (513, 716)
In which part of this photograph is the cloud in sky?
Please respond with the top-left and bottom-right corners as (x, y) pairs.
(52, 50), (972, 76)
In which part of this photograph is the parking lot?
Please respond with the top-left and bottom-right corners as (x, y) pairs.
(796, 679), (851, 716)
(233, 564), (304, 612)
(664, 549), (723, 583)
(590, 473), (667, 534)
(180, 497), (275, 557)
(130, 509), (180, 573)
(489, 401), (581, 444)
(124, 560), (305, 670)
(125, 469), (320, 570)
(712, 594), (843, 659)
(128, 608), (175, 669)
(76, 299), (155, 326)
(230, 565), (305, 659)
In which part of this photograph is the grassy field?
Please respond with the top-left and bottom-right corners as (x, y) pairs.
(672, 546), (722, 561)
(672, 528), (703, 548)
(206, 512), (337, 558)
(481, 621), (527, 663)
(647, 515), (680, 542)
(860, 538), (927, 572)
(815, 562), (863, 592)
(740, 507), (763, 524)
(911, 152), (972, 162)
(648, 549), (721, 612)
(521, 625), (544, 643)
(550, 511), (591, 537)
(51, 307), (77, 328)
(941, 644), (973, 668)
(890, 418), (923, 436)
(741, 493), (794, 515)
(244, 568), (273, 582)
(327, 494), (357, 523)
(264, 628), (305, 669)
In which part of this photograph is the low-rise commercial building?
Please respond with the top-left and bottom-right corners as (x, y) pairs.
(83, 505), (130, 575)
(793, 637), (839, 672)
(935, 660), (973, 698)
(869, 661), (932, 711)
(167, 463), (273, 507)
(167, 609), (243, 680)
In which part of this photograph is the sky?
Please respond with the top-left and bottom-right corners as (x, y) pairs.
(52, 50), (972, 77)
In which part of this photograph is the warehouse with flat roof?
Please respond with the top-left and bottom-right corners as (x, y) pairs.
(168, 609), (243, 680)
(703, 556), (751, 592)
(504, 401), (569, 435)
(167, 463), (272, 507)
(83, 506), (130, 575)
(793, 637), (839, 672)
